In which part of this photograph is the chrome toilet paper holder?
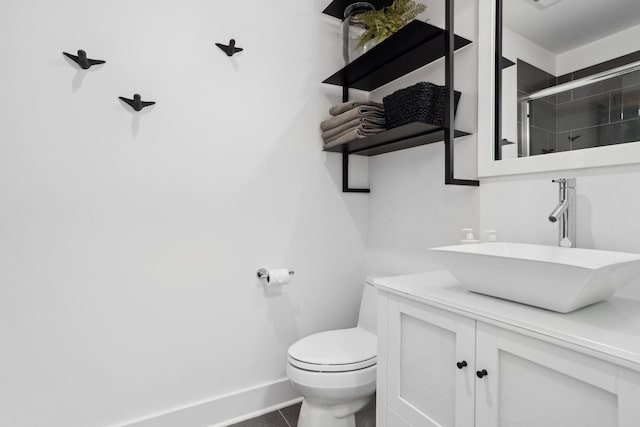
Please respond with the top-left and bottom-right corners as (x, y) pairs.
(257, 268), (295, 281)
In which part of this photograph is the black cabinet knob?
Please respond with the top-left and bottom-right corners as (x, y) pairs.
(476, 369), (488, 378)
(456, 361), (468, 369)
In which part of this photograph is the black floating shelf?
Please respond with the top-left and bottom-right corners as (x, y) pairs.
(322, 0), (394, 19)
(500, 138), (516, 146)
(501, 57), (515, 69)
(322, 21), (472, 92)
(323, 122), (470, 156)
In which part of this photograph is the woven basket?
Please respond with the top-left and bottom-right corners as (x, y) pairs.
(383, 82), (461, 129)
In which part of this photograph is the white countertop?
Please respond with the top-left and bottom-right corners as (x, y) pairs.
(374, 270), (640, 371)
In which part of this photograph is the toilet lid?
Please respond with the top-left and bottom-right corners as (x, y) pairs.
(288, 327), (376, 372)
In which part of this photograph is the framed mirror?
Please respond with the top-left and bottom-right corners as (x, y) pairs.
(478, 0), (640, 177)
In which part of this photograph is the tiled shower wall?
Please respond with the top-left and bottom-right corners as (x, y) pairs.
(517, 51), (640, 155)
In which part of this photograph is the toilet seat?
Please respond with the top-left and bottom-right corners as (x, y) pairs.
(288, 327), (376, 373)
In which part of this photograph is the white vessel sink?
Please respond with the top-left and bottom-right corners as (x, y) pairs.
(430, 242), (640, 313)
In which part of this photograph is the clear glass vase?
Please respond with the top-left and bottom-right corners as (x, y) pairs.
(342, 2), (376, 65)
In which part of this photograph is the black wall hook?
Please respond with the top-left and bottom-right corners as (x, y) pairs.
(119, 94), (155, 112)
(215, 39), (243, 57)
(63, 50), (105, 70)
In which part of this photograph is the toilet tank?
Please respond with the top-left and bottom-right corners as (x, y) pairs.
(357, 281), (377, 335)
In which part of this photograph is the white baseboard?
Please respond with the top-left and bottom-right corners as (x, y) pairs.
(210, 397), (303, 427)
(118, 378), (301, 427)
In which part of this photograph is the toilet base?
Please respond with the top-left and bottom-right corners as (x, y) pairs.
(297, 395), (373, 427)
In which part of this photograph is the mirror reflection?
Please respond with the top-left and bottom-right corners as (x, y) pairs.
(497, 0), (640, 160)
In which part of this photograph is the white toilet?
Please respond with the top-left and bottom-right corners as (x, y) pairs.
(287, 281), (377, 427)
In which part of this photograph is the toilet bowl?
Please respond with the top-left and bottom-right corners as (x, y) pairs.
(287, 281), (377, 427)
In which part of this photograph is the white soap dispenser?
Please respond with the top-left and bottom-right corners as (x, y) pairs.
(460, 228), (481, 244)
(485, 229), (498, 242)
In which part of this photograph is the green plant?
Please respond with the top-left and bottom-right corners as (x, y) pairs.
(356, 0), (427, 48)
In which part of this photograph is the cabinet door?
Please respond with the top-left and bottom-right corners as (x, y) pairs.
(386, 295), (475, 427)
(475, 323), (640, 427)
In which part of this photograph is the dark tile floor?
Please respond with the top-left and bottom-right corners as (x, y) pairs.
(228, 402), (301, 427)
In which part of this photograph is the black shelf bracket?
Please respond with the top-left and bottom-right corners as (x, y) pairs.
(340, 86), (371, 193)
(444, 0), (479, 187)
(342, 151), (370, 193)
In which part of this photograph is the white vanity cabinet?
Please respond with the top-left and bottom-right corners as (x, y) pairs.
(383, 295), (475, 427)
(375, 272), (640, 427)
(477, 323), (640, 427)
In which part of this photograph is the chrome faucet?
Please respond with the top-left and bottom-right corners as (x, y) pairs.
(548, 178), (576, 248)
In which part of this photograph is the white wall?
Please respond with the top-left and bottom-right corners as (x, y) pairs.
(556, 22), (640, 75)
(502, 18), (640, 78)
(503, 27), (557, 76)
(501, 57), (518, 158)
(366, 0), (481, 276)
(479, 165), (640, 253)
(0, 1), (368, 426)
(500, 28), (558, 158)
